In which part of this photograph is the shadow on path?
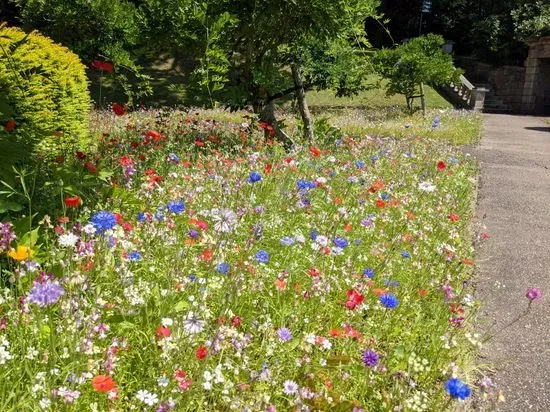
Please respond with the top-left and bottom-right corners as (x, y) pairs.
(524, 126), (550, 133)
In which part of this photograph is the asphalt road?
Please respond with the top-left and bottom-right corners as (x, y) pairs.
(466, 114), (550, 411)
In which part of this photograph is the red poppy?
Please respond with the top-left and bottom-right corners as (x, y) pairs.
(64, 196), (81, 208)
(92, 375), (116, 393)
(121, 222), (133, 232)
(143, 130), (163, 142)
(448, 213), (460, 222)
(156, 325), (171, 339)
(264, 164), (273, 174)
(307, 268), (321, 277)
(119, 155), (133, 166)
(344, 289), (364, 310)
(231, 316), (241, 327)
(76, 151), (87, 160)
(376, 199), (386, 208)
(195, 346), (208, 360)
(112, 103), (126, 116)
(91, 60), (114, 73)
(437, 161), (446, 170)
(310, 146), (321, 157)
(201, 249), (213, 261)
(85, 162), (97, 174)
(4, 120), (16, 132)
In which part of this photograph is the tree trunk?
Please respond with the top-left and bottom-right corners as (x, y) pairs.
(291, 63), (315, 143)
(259, 100), (293, 148)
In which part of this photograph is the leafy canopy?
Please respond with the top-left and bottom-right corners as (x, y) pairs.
(374, 34), (461, 110)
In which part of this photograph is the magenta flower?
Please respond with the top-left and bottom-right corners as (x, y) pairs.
(526, 287), (542, 302)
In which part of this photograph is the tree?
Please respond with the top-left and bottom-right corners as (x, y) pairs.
(512, 1), (550, 42)
(373, 34), (461, 112)
(140, 0), (379, 142)
(12, 0), (151, 104)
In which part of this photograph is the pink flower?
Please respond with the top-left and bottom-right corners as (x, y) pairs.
(526, 287), (542, 302)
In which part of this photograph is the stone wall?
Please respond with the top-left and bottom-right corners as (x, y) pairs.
(455, 56), (526, 112)
(455, 37), (550, 114)
(522, 37), (550, 114)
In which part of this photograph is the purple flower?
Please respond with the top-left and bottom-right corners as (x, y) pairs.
(362, 349), (379, 367)
(0, 222), (16, 251)
(277, 327), (292, 342)
(28, 281), (64, 307)
(283, 380), (298, 395)
(526, 287), (542, 301)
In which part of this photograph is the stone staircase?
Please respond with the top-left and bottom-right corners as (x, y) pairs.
(434, 75), (489, 111)
(478, 84), (514, 113)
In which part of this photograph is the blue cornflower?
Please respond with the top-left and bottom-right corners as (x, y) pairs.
(297, 180), (309, 189)
(28, 281), (64, 307)
(248, 171), (262, 183)
(277, 327), (292, 342)
(167, 200), (185, 215)
(168, 153), (180, 162)
(137, 212), (146, 222)
(445, 378), (471, 400)
(310, 230), (318, 240)
(379, 293), (399, 309)
(128, 251), (142, 261)
(384, 279), (400, 287)
(363, 268), (375, 279)
(280, 236), (295, 246)
(216, 262), (230, 275)
(90, 211), (117, 233)
(361, 349), (379, 367)
(154, 212), (165, 221)
(255, 250), (270, 263)
(189, 274), (197, 281)
(334, 237), (349, 248)
(380, 192), (390, 200)
(400, 251), (411, 258)
(370, 155), (379, 162)
(188, 229), (199, 239)
(355, 160), (366, 168)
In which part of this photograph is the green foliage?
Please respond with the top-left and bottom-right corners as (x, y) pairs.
(13, 0), (151, 103)
(512, 1), (550, 42)
(0, 25), (90, 175)
(373, 34), (461, 111)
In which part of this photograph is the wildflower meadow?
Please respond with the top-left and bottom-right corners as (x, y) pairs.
(0, 110), (481, 411)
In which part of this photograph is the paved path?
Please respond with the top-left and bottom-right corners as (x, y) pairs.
(467, 114), (550, 411)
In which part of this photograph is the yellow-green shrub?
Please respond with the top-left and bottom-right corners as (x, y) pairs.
(0, 25), (91, 158)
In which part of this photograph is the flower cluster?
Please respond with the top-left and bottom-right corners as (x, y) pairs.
(0, 110), (480, 410)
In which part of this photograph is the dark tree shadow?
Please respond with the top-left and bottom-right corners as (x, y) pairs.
(524, 127), (550, 133)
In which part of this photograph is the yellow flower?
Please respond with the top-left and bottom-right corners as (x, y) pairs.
(8, 245), (34, 261)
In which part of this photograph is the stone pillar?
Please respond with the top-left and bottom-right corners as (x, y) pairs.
(521, 56), (539, 114)
(472, 87), (489, 111)
(522, 37), (550, 114)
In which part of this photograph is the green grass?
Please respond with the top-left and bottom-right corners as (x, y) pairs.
(305, 78), (451, 110)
